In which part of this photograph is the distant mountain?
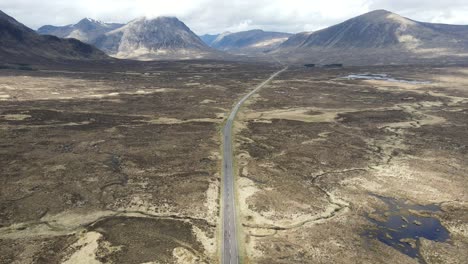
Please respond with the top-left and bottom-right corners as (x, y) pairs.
(92, 16), (219, 60)
(0, 10), (108, 62)
(37, 18), (123, 43)
(210, 30), (292, 54)
(200, 34), (219, 46)
(275, 10), (468, 65)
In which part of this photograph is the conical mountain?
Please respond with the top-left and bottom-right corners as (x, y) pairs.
(93, 16), (216, 60)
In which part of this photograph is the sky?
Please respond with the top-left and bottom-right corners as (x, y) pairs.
(2, 0), (468, 34)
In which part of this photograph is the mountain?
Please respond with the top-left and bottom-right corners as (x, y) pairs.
(279, 31), (313, 48)
(210, 30), (292, 54)
(200, 34), (219, 46)
(37, 18), (123, 43)
(0, 10), (108, 63)
(93, 16), (218, 60)
(275, 10), (468, 65)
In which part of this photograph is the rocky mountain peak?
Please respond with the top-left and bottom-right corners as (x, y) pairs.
(77, 18), (103, 26)
(92, 15), (214, 60)
(74, 18), (107, 31)
(37, 17), (124, 43)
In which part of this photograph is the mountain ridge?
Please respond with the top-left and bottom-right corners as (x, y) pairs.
(209, 29), (292, 54)
(37, 18), (124, 43)
(0, 10), (108, 62)
(200, 34), (219, 46)
(274, 9), (468, 65)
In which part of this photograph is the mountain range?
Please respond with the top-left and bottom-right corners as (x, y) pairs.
(38, 16), (222, 60)
(38, 18), (123, 43)
(37, 18), (291, 59)
(0, 10), (108, 63)
(2, 9), (468, 65)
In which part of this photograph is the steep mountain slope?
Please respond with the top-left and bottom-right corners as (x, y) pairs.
(37, 18), (123, 43)
(279, 31), (313, 48)
(211, 30), (291, 54)
(93, 16), (218, 60)
(276, 10), (468, 65)
(0, 10), (108, 62)
(200, 34), (219, 46)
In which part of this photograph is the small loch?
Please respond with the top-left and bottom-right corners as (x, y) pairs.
(344, 73), (431, 84)
(364, 196), (450, 262)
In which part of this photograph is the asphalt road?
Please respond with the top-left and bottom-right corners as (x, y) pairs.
(221, 67), (288, 264)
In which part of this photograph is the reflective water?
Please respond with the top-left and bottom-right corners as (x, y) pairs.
(344, 73), (431, 84)
(364, 196), (449, 262)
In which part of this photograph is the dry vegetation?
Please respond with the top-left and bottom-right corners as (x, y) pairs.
(1, 60), (467, 264)
(236, 65), (468, 263)
(0, 60), (279, 264)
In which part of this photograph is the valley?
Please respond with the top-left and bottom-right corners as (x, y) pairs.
(0, 5), (468, 264)
(0, 60), (280, 263)
(235, 65), (468, 263)
(1, 61), (467, 264)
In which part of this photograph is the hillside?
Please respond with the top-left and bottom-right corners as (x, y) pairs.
(200, 34), (219, 46)
(37, 18), (123, 43)
(275, 10), (468, 65)
(0, 10), (108, 63)
(211, 30), (291, 54)
(93, 16), (219, 60)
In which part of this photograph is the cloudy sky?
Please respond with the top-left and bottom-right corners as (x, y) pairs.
(2, 0), (468, 34)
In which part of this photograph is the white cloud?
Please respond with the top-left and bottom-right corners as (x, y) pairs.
(1, 0), (468, 34)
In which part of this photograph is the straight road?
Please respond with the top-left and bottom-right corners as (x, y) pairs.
(221, 67), (288, 264)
